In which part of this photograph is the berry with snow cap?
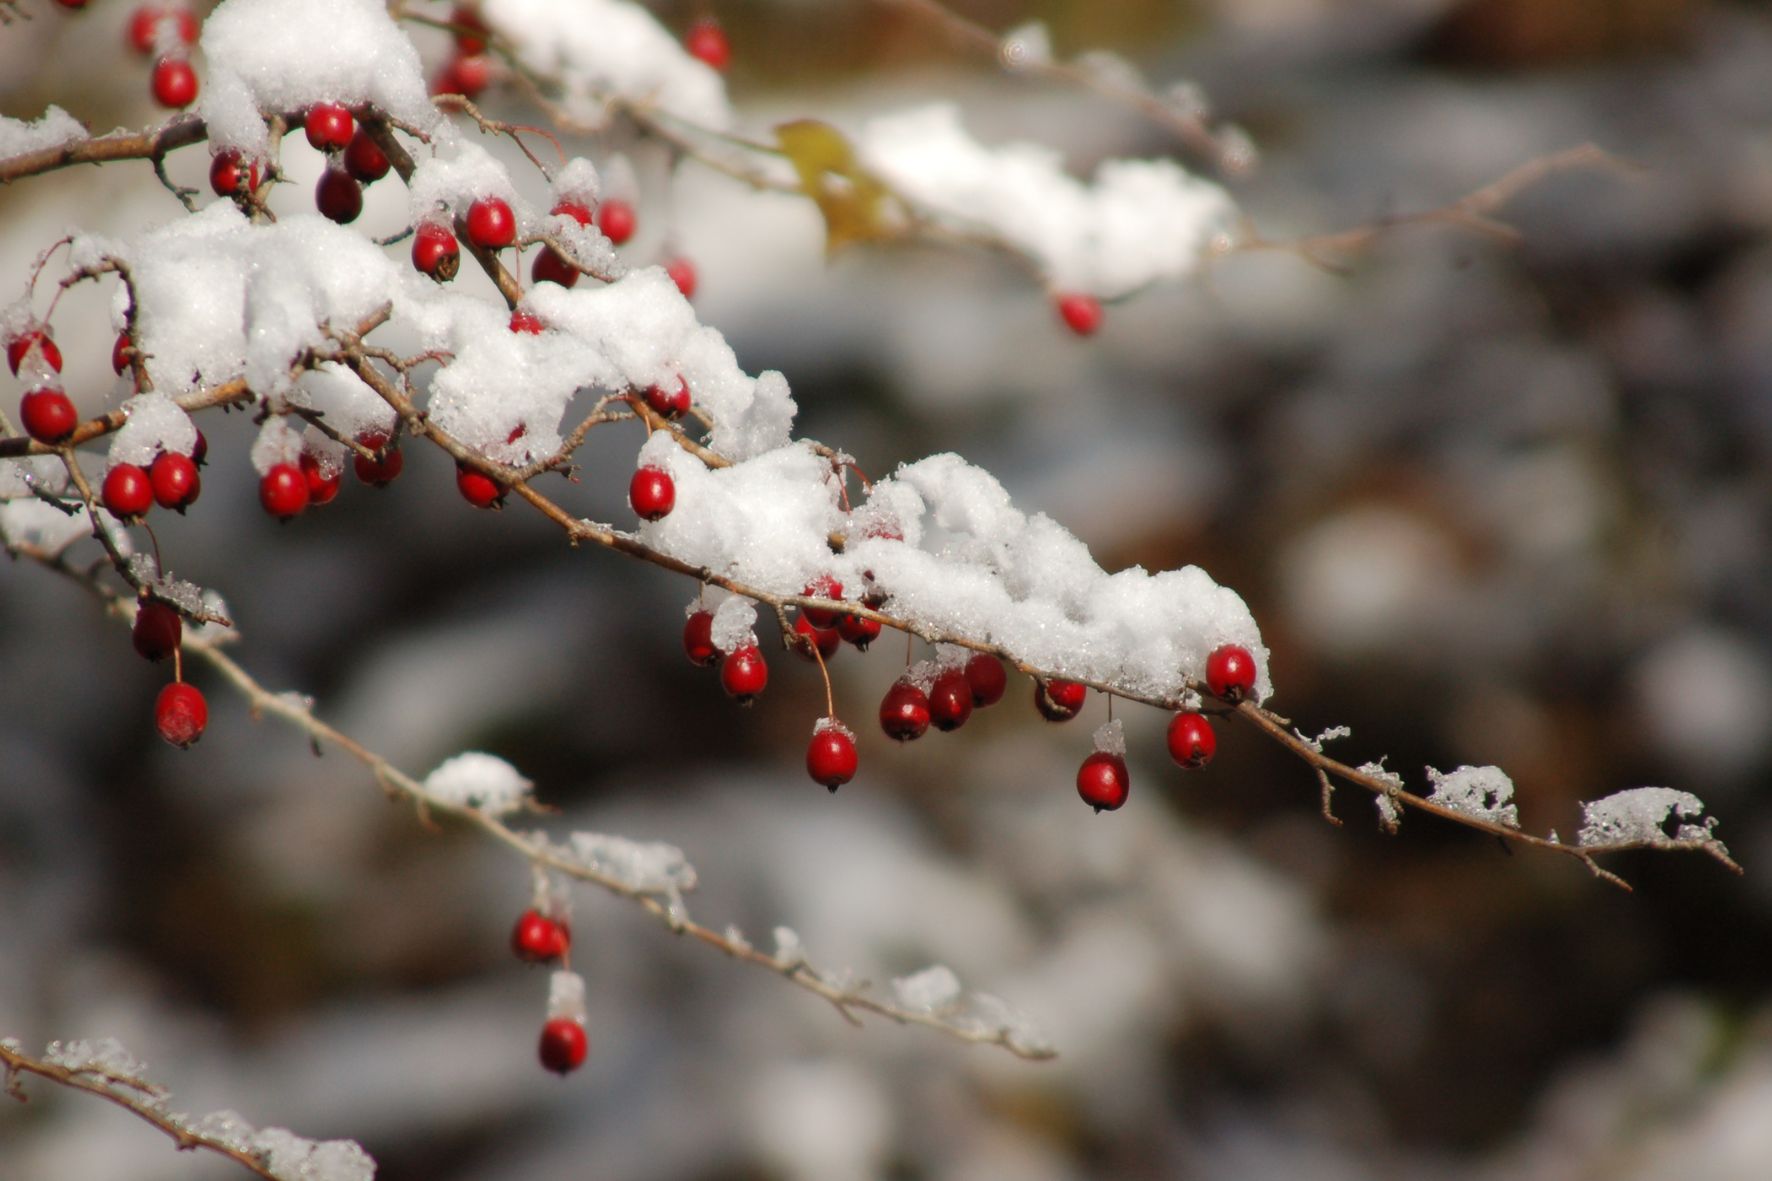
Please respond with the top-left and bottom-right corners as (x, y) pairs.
(720, 645), (768, 704)
(807, 724), (858, 791)
(149, 451), (200, 511)
(1205, 644), (1256, 702)
(465, 196), (516, 250)
(538, 1018), (587, 1075)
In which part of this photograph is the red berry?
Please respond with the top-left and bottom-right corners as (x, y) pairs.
(451, 4), (489, 54)
(55, 0), (88, 9)
(1166, 711), (1217, 769)
(151, 56), (198, 109)
(643, 378), (690, 420)
(800, 575), (843, 629)
(20, 388), (77, 444)
(128, 6), (197, 54)
(792, 613), (840, 662)
(531, 248), (579, 288)
(343, 127), (390, 182)
(154, 681), (207, 748)
(552, 200), (593, 226)
(191, 429), (208, 466)
(316, 168), (363, 224)
(304, 103), (355, 152)
(1077, 751), (1130, 812)
(102, 463), (153, 520)
(927, 669), (973, 732)
(148, 451), (200, 511)
(685, 18), (731, 71)
(259, 463), (308, 519)
(879, 679), (931, 742)
(508, 308), (543, 334)
(132, 599), (181, 662)
(807, 727), (858, 791)
(354, 432), (404, 486)
(8, 328), (62, 376)
(682, 609), (717, 667)
(434, 53), (491, 98)
(1205, 644), (1256, 701)
(665, 256), (697, 299)
(465, 196), (515, 250)
(511, 909), (571, 963)
(300, 453), (342, 505)
(112, 332), (133, 375)
(1034, 678), (1086, 722)
(596, 198), (636, 245)
(412, 221), (461, 282)
(629, 465), (675, 521)
(538, 1017), (587, 1075)
(456, 464), (503, 508)
(1055, 292), (1102, 337)
(208, 149), (260, 198)
(964, 653), (1006, 707)
(836, 612), (881, 650)
(720, 644), (768, 704)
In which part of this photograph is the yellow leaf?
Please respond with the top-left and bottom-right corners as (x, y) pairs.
(775, 119), (894, 253)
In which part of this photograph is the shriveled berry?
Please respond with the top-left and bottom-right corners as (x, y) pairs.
(132, 599), (181, 662)
(665, 256), (697, 299)
(209, 149), (260, 198)
(538, 1017), (587, 1075)
(149, 451), (200, 511)
(343, 127), (390, 182)
(596, 198), (636, 245)
(304, 102), (355, 152)
(20, 388), (77, 444)
(720, 644), (768, 703)
(8, 328), (62, 377)
(412, 221), (460, 282)
(682, 609), (717, 667)
(879, 679), (930, 742)
(154, 681), (207, 748)
(807, 727), (858, 791)
(465, 195), (516, 249)
(1077, 751), (1130, 812)
(800, 575), (843, 629)
(511, 909), (571, 963)
(457, 464), (503, 509)
(629, 465), (675, 521)
(965, 653), (1007, 707)
(1205, 644), (1256, 701)
(1056, 292), (1102, 337)
(103, 463), (153, 520)
(927, 669), (973, 732)
(300, 453), (342, 506)
(531, 248), (579, 288)
(643, 378), (690, 420)
(1166, 711), (1217, 768)
(685, 19), (731, 71)
(259, 463), (308, 519)
(836, 612), (881, 650)
(1034, 677), (1086, 722)
(316, 168), (363, 224)
(354, 432), (404, 486)
(151, 55), (198, 109)
(792, 613), (840, 662)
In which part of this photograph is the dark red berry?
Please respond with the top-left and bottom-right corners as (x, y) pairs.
(412, 221), (460, 282)
(807, 727), (858, 791)
(682, 609), (717, 667)
(1034, 678), (1086, 722)
(300, 453), (341, 506)
(151, 56), (198, 108)
(112, 332), (133, 375)
(343, 127), (390, 182)
(927, 669), (973, 732)
(665, 257), (697, 299)
(154, 681), (207, 748)
(685, 18), (731, 71)
(1056, 292), (1102, 337)
(434, 53), (491, 98)
(8, 329), (62, 377)
(629, 465), (675, 520)
(20, 388), (77, 444)
(55, 0), (89, 10)
(456, 464), (503, 508)
(128, 6), (197, 55)
(643, 378), (690, 420)
(511, 909), (571, 963)
(1205, 644), (1256, 701)
(1077, 751), (1130, 812)
(304, 103), (355, 152)
(800, 575), (843, 629)
(102, 463), (153, 520)
(191, 430), (207, 466)
(531, 248), (578, 288)
(879, 680), (930, 742)
(259, 463), (308, 519)
(451, 4), (488, 53)
(1166, 711), (1216, 769)
(596, 198), (636, 245)
(965, 653), (1007, 707)
(508, 308), (543, 334)
(132, 599), (181, 662)
(792, 613), (840, 662)
(538, 1018), (587, 1075)
(354, 432), (404, 486)
(465, 196), (515, 249)
(836, 612), (881, 650)
(316, 168), (363, 224)
(720, 644), (768, 703)
(148, 451), (200, 511)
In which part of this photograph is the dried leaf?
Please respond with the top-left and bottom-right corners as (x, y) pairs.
(775, 119), (894, 253)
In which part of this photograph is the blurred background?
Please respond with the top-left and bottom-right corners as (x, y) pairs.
(4, 0), (1772, 1177)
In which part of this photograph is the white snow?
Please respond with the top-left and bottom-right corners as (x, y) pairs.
(891, 964), (962, 1013)
(0, 501), (102, 556)
(248, 415), (305, 475)
(1091, 718), (1126, 756)
(1425, 765), (1520, 829)
(421, 751), (533, 815)
(0, 106), (88, 158)
(1576, 787), (1724, 850)
(107, 393), (199, 470)
(709, 595), (758, 654)
(547, 969), (587, 1021)
(567, 830), (697, 895)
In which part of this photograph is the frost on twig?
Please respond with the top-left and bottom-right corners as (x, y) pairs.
(891, 965), (1053, 1058)
(1577, 788), (1729, 857)
(1359, 761), (1407, 834)
(422, 751), (534, 816)
(1425, 765), (1520, 829)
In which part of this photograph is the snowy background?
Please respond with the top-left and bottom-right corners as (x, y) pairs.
(4, 0), (1772, 1178)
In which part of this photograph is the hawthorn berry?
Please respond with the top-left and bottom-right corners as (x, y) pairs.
(7, 328), (62, 376)
(643, 378), (690, 420)
(102, 463), (153, 520)
(457, 464), (504, 509)
(132, 600), (181, 662)
(792, 613), (840, 661)
(508, 308), (544, 335)
(538, 1017), (587, 1076)
(149, 451), (200, 511)
(800, 576), (843, 629)
(304, 103), (355, 153)
(1034, 677), (1087, 722)
(927, 669), (974, 732)
(343, 127), (390, 183)
(450, 3), (489, 54)
(151, 56), (198, 109)
(720, 644), (768, 704)
(412, 222), (461, 282)
(127, 5), (198, 55)
(964, 653), (1007, 707)
(596, 198), (636, 245)
(208, 149), (260, 198)
(1205, 644), (1256, 702)
(806, 727), (858, 791)
(315, 168), (363, 224)
(685, 18), (731, 70)
(259, 463), (309, 519)
(665, 257), (697, 299)
(353, 432), (404, 486)
(191, 430), (208, 466)
(20, 388), (77, 444)
(511, 909), (571, 964)
(154, 681), (207, 748)
(465, 196), (516, 250)
(682, 609), (717, 667)
(1055, 292), (1103, 336)
(1166, 711), (1216, 769)
(629, 465), (675, 521)
(879, 679), (931, 742)
(300, 453), (341, 506)
(112, 332), (133, 375)
(1076, 751), (1130, 812)
(531, 247), (579, 288)
(836, 612), (881, 650)
(434, 53), (491, 98)
(552, 200), (593, 227)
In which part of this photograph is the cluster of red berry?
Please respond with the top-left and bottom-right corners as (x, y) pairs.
(509, 908), (588, 1075)
(116, 3), (204, 111)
